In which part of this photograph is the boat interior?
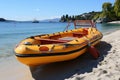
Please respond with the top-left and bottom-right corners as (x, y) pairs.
(27, 28), (89, 45)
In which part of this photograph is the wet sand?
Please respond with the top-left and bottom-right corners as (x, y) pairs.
(0, 57), (33, 80)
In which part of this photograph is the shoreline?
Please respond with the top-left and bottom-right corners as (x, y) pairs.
(108, 21), (120, 24)
(0, 30), (120, 80)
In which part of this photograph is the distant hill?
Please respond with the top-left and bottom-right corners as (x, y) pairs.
(0, 18), (60, 23)
(40, 18), (60, 22)
(0, 18), (19, 22)
(0, 18), (6, 22)
(17, 18), (60, 23)
(60, 11), (101, 22)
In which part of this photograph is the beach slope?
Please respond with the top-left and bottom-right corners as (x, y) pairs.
(66, 30), (120, 80)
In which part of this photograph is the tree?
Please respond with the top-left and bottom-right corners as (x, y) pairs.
(102, 2), (112, 16)
(101, 2), (113, 21)
(103, 2), (112, 11)
(114, 0), (120, 18)
(71, 15), (75, 21)
(60, 15), (66, 22)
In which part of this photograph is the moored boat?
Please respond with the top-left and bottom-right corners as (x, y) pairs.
(32, 19), (39, 23)
(14, 20), (103, 66)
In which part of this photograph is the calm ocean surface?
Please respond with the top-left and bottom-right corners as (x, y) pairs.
(0, 22), (120, 57)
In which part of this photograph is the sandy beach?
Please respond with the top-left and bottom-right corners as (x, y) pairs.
(66, 30), (120, 80)
(0, 30), (120, 80)
(108, 21), (120, 24)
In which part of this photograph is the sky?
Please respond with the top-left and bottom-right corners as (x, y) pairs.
(0, 0), (115, 21)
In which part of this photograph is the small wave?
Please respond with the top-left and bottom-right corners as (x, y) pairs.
(0, 47), (14, 58)
(0, 52), (13, 58)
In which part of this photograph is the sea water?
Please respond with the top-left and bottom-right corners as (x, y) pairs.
(0, 22), (120, 57)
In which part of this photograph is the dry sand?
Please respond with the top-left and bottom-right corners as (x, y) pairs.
(66, 30), (120, 80)
(0, 30), (120, 80)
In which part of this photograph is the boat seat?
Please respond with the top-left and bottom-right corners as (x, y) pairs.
(73, 29), (88, 38)
(39, 39), (69, 44)
(59, 37), (77, 41)
(49, 35), (61, 40)
(73, 33), (86, 38)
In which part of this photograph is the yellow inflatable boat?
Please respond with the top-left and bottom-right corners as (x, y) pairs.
(14, 20), (103, 66)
